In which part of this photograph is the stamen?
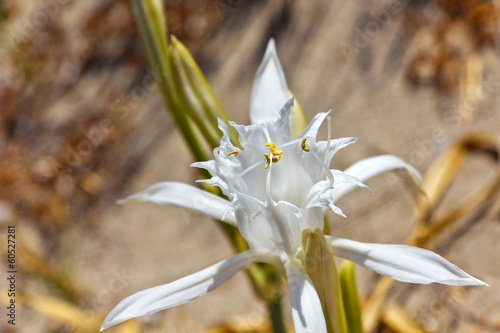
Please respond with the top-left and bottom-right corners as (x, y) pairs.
(227, 150), (238, 157)
(301, 138), (310, 152)
(263, 142), (283, 168)
(228, 159), (265, 191)
(266, 142), (283, 156)
(261, 129), (284, 169)
(265, 157), (273, 202)
(319, 116), (332, 180)
(263, 127), (272, 143)
(281, 138), (302, 148)
(264, 153), (271, 169)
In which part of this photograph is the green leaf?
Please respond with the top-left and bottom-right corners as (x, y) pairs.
(131, 0), (207, 162)
(339, 260), (364, 333)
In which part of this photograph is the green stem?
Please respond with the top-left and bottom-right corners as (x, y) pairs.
(268, 296), (286, 333)
(131, 0), (208, 162)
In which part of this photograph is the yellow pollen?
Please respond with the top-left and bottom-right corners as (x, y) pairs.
(264, 153), (271, 169)
(266, 142), (283, 156)
(227, 150), (238, 157)
(263, 142), (283, 168)
(301, 138), (310, 152)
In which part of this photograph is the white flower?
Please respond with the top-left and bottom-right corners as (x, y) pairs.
(101, 40), (487, 332)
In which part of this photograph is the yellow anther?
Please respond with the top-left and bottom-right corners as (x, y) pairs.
(264, 153), (271, 169)
(266, 142), (283, 156)
(301, 138), (310, 152)
(263, 142), (283, 169)
(227, 150), (238, 157)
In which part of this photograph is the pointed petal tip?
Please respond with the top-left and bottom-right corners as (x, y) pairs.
(250, 37), (289, 124)
(364, 185), (374, 195)
(115, 196), (138, 205)
(266, 38), (277, 52)
(464, 276), (489, 287)
(100, 315), (133, 332)
(329, 237), (489, 287)
(432, 275), (488, 287)
(116, 193), (139, 204)
(329, 203), (346, 218)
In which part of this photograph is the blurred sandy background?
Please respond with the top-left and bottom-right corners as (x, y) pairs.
(1, 0), (500, 332)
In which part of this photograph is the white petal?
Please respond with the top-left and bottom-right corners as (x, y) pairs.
(317, 137), (357, 165)
(331, 154), (422, 203)
(117, 182), (237, 226)
(331, 169), (372, 194)
(216, 117), (236, 151)
(298, 111), (329, 139)
(285, 260), (327, 333)
(306, 180), (346, 217)
(101, 251), (277, 330)
(249, 39), (289, 124)
(234, 192), (302, 256)
(327, 236), (488, 286)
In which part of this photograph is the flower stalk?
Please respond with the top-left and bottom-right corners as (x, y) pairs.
(106, 8), (488, 331)
(130, 0), (285, 329)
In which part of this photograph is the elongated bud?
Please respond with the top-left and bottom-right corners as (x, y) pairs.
(170, 36), (239, 148)
(131, 0), (208, 162)
(302, 228), (348, 333)
(169, 38), (220, 148)
(288, 90), (307, 138)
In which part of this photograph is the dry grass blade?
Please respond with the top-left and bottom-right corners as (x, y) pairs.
(203, 316), (276, 333)
(382, 304), (426, 333)
(415, 133), (499, 223)
(18, 236), (89, 302)
(1, 290), (142, 332)
(459, 53), (484, 124)
(0, 290), (100, 332)
(362, 276), (394, 332)
(411, 133), (500, 246)
(363, 132), (500, 333)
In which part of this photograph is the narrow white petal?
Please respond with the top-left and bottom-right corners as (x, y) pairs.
(327, 236), (488, 286)
(306, 181), (346, 218)
(101, 251), (278, 330)
(285, 260), (327, 333)
(117, 182), (237, 226)
(331, 155), (423, 203)
(317, 137), (357, 165)
(298, 111), (329, 139)
(331, 169), (372, 194)
(249, 39), (289, 124)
